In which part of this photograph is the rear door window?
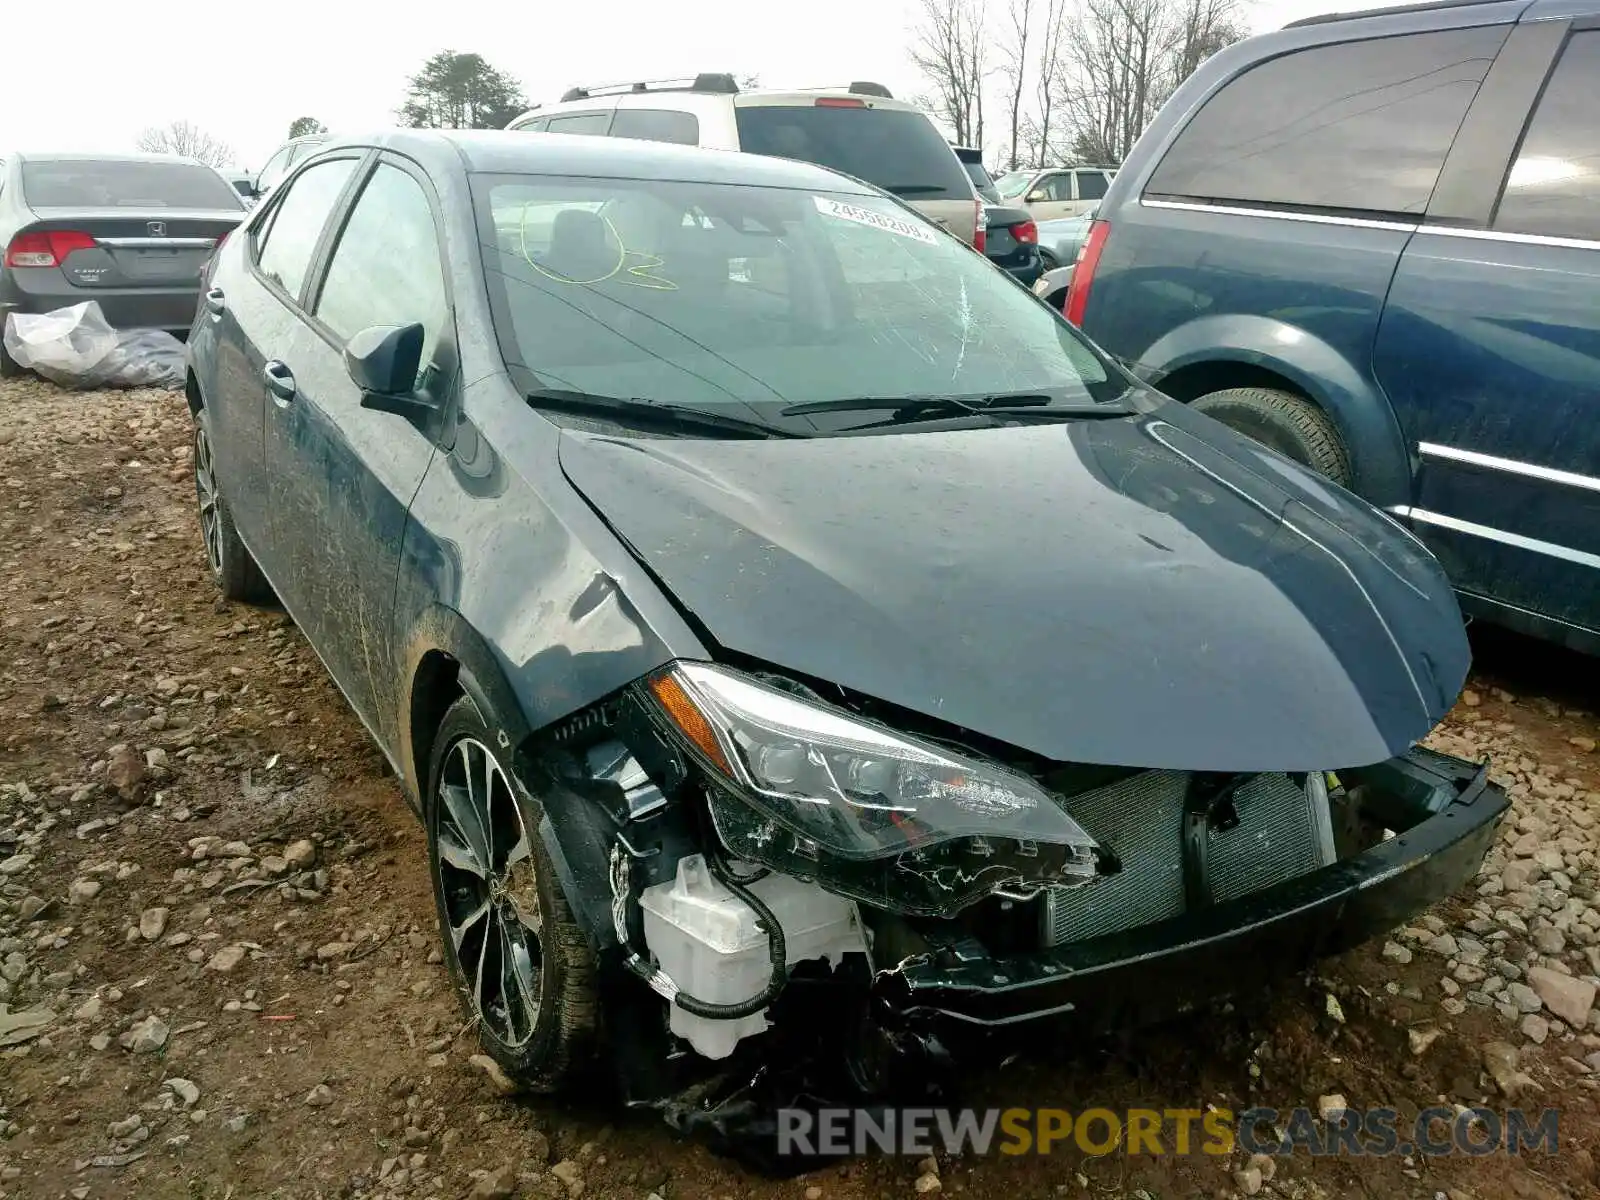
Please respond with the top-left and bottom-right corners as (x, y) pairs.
(255, 158), (358, 302)
(1146, 26), (1508, 216)
(609, 108), (700, 145)
(511, 117), (549, 133)
(1074, 171), (1109, 201)
(546, 112), (614, 136)
(734, 104), (972, 200)
(20, 159), (245, 209)
(1492, 30), (1600, 242)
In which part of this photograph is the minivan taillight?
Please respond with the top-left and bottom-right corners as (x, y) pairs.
(4, 229), (97, 269)
(973, 200), (986, 255)
(1064, 219), (1110, 327)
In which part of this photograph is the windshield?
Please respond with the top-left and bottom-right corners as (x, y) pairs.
(733, 105), (972, 201)
(473, 173), (1125, 434)
(994, 171), (1034, 199)
(21, 160), (244, 209)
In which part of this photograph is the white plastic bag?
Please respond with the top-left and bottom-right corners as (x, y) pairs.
(3, 301), (185, 390)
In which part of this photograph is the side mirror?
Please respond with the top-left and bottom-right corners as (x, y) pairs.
(346, 323), (431, 418)
(1026, 189), (1048, 204)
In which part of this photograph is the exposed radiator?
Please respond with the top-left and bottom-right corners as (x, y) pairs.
(1042, 770), (1334, 947)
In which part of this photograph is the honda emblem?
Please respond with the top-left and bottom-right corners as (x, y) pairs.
(147, 221), (167, 237)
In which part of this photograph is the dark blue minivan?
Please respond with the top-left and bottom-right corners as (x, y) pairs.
(1070, 0), (1600, 654)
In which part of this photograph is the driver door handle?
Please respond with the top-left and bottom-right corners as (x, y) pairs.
(263, 361), (296, 405)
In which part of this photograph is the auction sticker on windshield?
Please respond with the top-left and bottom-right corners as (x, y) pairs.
(814, 196), (938, 245)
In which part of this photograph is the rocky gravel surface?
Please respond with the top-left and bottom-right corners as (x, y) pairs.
(1, 376), (1599, 1199)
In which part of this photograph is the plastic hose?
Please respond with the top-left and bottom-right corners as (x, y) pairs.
(670, 849), (789, 1020)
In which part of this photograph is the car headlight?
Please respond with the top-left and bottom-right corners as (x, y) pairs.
(645, 661), (1107, 916)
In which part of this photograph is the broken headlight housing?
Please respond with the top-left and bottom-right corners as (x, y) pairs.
(645, 661), (1107, 916)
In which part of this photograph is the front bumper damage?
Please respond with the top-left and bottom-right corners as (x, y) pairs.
(645, 747), (1505, 1171)
(876, 750), (1505, 1034)
(530, 674), (1507, 1173)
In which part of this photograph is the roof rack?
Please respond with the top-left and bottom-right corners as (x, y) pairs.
(559, 73), (741, 102)
(789, 80), (896, 99)
(1285, 0), (1511, 28)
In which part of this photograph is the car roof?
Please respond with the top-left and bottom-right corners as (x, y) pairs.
(312, 128), (881, 195)
(1285, 0), (1524, 26)
(9, 151), (207, 165)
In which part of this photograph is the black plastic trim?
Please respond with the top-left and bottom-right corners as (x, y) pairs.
(1428, 19), (1569, 227)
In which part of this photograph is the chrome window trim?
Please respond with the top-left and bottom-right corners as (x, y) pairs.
(1139, 198), (1419, 233)
(1392, 506), (1600, 571)
(1137, 198), (1600, 252)
(1419, 442), (1600, 495)
(1414, 224), (1600, 254)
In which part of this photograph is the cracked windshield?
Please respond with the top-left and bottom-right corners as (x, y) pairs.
(477, 175), (1118, 426)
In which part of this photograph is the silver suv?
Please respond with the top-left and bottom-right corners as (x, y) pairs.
(505, 74), (983, 248)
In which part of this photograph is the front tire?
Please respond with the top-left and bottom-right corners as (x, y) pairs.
(1191, 386), (1354, 488)
(427, 696), (597, 1092)
(193, 415), (273, 603)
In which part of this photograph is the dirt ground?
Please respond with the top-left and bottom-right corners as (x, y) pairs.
(2, 378), (1599, 1200)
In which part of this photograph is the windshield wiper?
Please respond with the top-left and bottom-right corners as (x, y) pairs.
(526, 388), (797, 439)
(780, 393), (1130, 419)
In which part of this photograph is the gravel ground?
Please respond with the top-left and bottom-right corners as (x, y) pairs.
(1, 376), (1599, 1200)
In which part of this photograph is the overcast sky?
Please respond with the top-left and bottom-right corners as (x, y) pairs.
(2, 0), (1401, 169)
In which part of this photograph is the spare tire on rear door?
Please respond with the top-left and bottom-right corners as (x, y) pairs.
(1191, 386), (1353, 488)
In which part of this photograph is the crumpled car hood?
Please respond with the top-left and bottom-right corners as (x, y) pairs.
(557, 403), (1469, 772)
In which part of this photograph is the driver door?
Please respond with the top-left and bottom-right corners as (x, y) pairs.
(1026, 172), (1077, 221)
(262, 155), (455, 747)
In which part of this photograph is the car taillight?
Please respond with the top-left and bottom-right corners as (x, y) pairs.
(200, 230), (229, 285)
(1064, 219), (1110, 327)
(4, 229), (97, 269)
(974, 200), (986, 254)
(1012, 219), (1038, 245)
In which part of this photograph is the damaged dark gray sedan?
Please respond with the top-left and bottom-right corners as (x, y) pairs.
(184, 129), (1508, 1162)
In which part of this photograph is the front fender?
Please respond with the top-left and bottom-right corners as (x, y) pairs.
(397, 603), (624, 952)
(1139, 313), (1412, 507)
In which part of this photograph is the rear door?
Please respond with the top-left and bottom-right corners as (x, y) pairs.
(1071, 169), (1111, 216)
(214, 153), (363, 572)
(732, 98), (979, 244)
(1374, 18), (1600, 639)
(263, 155), (454, 745)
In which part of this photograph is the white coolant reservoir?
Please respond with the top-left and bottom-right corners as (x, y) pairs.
(638, 854), (868, 1060)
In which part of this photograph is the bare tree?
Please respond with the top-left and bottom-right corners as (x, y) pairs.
(1053, 0), (1244, 165)
(135, 121), (234, 167)
(998, 0), (1032, 169)
(1169, 0), (1247, 84)
(1020, 0), (1070, 165)
(910, 0), (989, 148)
